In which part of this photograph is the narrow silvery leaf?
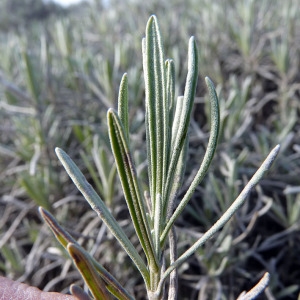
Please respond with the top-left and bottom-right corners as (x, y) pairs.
(150, 16), (166, 201)
(146, 16), (166, 205)
(163, 37), (198, 208)
(161, 77), (219, 244)
(163, 59), (175, 187)
(237, 272), (270, 300)
(55, 147), (150, 286)
(154, 193), (162, 256)
(170, 96), (184, 150)
(117, 73), (129, 141)
(68, 243), (112, 300)
(107, 109), (159, 273)
(143, 27), (157, 209)
(166, 59), (176, 128)
(142, 37), (154, 206)
(158, 145), (280, 291)
(39, 207), (134, 300)
(166, 132), (189, 220)
(168, 227), (178, 300)
(144, 16), (168, 216)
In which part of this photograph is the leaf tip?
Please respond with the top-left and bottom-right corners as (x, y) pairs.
(189, 36), (195, 43)
(274, 144), (281, 152)
(38, 206), (45, 216)
(269, 144), (280, 161)
(147, 15), (155, 28)
(205, 76), (214, 86)
(107, 108), (116, 120)
(149, 14), (157, 22)
(55, 147), (63, 157)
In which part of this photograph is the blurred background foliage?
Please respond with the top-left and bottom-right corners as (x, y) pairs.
(0, 0), (299, 299)
(0, 0), (65, 30)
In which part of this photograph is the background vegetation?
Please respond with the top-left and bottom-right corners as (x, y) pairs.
(0, 0), (299, 299)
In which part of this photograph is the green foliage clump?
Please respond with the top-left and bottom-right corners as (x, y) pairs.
(0, 0), (299, 299)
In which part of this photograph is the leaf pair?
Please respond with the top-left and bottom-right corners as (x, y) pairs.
(40, 207), (133, 300)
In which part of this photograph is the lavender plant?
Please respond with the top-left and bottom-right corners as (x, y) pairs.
(40, 16), (280, 300)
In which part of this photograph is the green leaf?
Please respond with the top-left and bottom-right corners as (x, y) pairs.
(107, 109), (159, 273)
(166, 132), (189, 220)
(161, 77), (219, 245)
(68, 243), (112, 300)
(55, 148), (150, 286)
(166, 59), (176, 130)
(39, 207), (134, 300)
(238, 272), (270, 299)
(143, 15), (167, 208)
(117, 73), (129, 141)
(158, 145), (280, 292)
(153, 193), (162, 256)
(163, 37), (198, 212)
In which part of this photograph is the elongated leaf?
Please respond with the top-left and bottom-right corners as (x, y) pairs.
(55, 148), (150, 286)
(166, 132), (189, 220)
(143, 15), (168, 214)
(142, 37), (154, 215)
(67, 243), (112, 300)
(237, 272), (270, 300)
(166, 59), (176, 131)
(158, 145), (280, 292)
(107, 109), (159, 273)
(163, 59), (175, 190)
(117, 73), (129, 141)
(39, 207), (134, 300)
(161, 77), (219, 244)
(170, 96), (184, 150)
(149, 16), (166, 200)
(163, 37), (198, 211)
(154, 193), (162, 256)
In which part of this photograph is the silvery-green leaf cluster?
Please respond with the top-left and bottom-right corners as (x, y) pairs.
(41, 15), (280, 300)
